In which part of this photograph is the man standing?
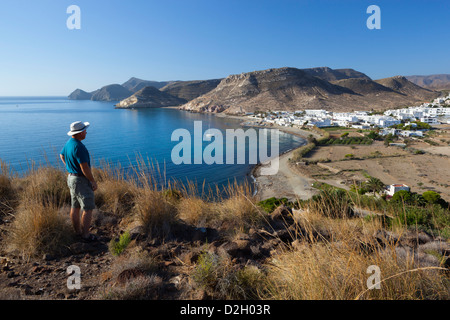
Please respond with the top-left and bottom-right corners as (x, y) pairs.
(60, 121), (98, 241)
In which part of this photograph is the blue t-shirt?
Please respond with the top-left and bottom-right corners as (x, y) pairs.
(60, 138), (91, 175)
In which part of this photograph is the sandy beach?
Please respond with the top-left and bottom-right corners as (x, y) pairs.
(215, 113), (322, 201)
(252, 148), (318, 201)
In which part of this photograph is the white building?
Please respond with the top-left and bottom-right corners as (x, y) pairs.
(307, 118), (331, 128)
(304, 109), (328, 117)
(420, 117), (439, 125)
(399, 130), (424, 138)
(387, 184), (410, 196)
(377, 117), (401, 128)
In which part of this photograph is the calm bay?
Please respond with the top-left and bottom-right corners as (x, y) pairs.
(0, 97), (305, 192)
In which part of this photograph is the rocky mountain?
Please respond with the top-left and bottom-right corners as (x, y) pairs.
(68, 77), (173, 101)
(179, 67), (440, 114)
(115, 86), (187, 109)
(405, 74), (450, 91)
(179, 67), (353, 114)
(68, 68), (442, 111)
(331, 78), (395, 95)
(68, 89), (92, 100)
(160, 79), (222, 101)
(375, 76), (436, 98)
(90, 84), (133, 101)
(121, 77), (172, 92)
(302, 67), (371, 82)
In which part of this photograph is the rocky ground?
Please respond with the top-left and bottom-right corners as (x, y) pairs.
(0, 205), (302, 300)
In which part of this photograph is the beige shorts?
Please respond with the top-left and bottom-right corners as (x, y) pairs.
(67, 175), (95, 211)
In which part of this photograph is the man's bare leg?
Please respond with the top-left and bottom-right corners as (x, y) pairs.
(70, 207), (82, 235)
(81, 210), (93, 239)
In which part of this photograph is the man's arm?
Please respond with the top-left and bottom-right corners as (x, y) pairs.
(79, 162), (98, 191)
(60, 154), (66, 166)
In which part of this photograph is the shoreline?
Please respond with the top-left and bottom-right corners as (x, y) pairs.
(212, 112), (320, 201)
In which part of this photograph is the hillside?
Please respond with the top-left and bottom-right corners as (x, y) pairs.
(0, 162), (448, 301)
(179, 67), (440, 114)
(115, 86), (187, 109)
(90, 84), (133, 102)
(331, 78), (395, 95)
(68, 89), (92, 100)
(68, 68), (442, 110)
(375, 76), (437, 99)
(405, 74), (450, 91)
(160, 79), (222, 101)
(302, 67), (372, 82)
(68, 78), (174, 101)
(121, 77), (173, 92)
(179, 67), (352, 114)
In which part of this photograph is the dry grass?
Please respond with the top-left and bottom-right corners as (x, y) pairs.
(262, 201), (450, 300)
(133, 188), (178, 239)
(98, 247), (162, 300)
(2, 156), (448, 299)
(218, 180), (265, 232)
(19, 166), (70, 206)
(192, 250), (266, 299)
(177, 197), (218, 227)
(7, 200), (73, 257)
(95, 178), (137, 217)
(4, 165), (73, 257)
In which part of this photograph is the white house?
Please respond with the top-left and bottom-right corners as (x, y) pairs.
(387, 184), (410, 196)
(307, 118), (331, 128)
(304, 109), (328, 117)
(399, 130), (423, 138)
(379, 128), (398, 136)
(420, 117), (439, 125)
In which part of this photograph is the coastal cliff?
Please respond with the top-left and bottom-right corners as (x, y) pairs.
(115, 86), (187, 108)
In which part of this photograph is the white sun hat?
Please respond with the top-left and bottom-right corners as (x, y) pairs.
(67, 121), (90, 136)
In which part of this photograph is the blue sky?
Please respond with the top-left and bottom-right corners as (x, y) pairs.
(0, 0), (449, 96)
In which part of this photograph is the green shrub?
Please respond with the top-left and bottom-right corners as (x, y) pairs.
(257, 197), (290, 213)
(109, 231), (132, 256)
(310, 189), (354, 218)
(422, 191), (441, 204)
(192, 251), (221, 289)
(391, 190), (413, 204)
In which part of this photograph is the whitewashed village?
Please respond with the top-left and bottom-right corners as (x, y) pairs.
(246, 93), (450, 138)
(244, 93), (450, 199)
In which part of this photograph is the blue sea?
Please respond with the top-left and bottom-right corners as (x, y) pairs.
(0, 97), (305, 193)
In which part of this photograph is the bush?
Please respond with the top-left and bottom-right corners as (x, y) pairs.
(192, 251), (221, 290)
(133, 189), (178, 239)
(109, 231), (132, 256)
(367, 131), (380, 140)
(8, 201), (73, 257)
(96, 179), (137, 216)
(0, 174), (12, 200)
(257, 197), (290, 213)
(291, 142), (316, 161)
(391, 190), (413, 204)
(21, 167), (70, 206)
(192, 250), (265, 299)
(219, 182), (264, 232)
(310, 189), (354, 218)
(178, 197), (217, 227)
(422, 191), (441, 204)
